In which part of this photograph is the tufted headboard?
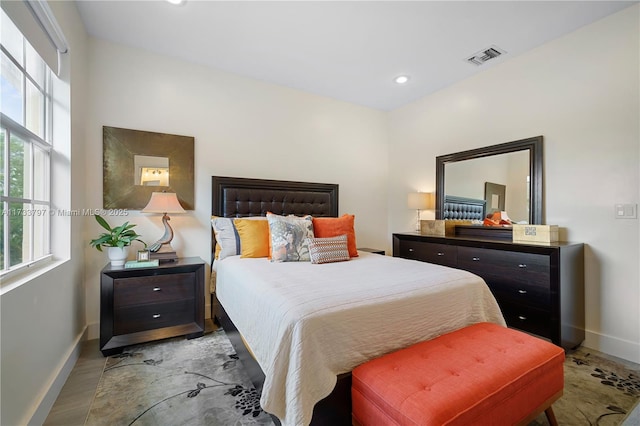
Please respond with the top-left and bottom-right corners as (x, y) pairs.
(443, 195), (486, 221)
(211, 176), (338, 218)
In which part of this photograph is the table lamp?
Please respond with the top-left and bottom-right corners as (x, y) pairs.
(408, 192), (434, 232)
(142, 191), (185, 261)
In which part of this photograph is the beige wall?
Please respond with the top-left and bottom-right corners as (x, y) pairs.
(83, 38), (390, 335)
(388, 5), (640, 362)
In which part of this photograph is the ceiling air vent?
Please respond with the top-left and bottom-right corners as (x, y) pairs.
(466, 45), (506, 66)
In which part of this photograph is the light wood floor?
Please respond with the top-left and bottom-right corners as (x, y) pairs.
(44, 321), (640, 425)
(43, 339), (106, 426)
(43, 319), (217, 426)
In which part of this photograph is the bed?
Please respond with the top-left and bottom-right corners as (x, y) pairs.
(443, 195), (486, 220)
(211, 176), (505, 426)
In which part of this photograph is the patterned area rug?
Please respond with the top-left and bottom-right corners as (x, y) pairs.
(530, 347), (640, 426)
(87, 330), (639, 426)
(85, 329), (274, 426)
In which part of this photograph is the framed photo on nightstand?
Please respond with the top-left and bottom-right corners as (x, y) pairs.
(137, 249), (150, 262)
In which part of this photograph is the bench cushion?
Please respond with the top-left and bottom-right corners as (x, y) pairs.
(352, 322), (564, 426)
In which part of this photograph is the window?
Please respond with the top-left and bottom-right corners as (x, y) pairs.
(1, 9), (52, 275)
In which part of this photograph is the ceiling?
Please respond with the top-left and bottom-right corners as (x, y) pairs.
(75, 1), (636, 111)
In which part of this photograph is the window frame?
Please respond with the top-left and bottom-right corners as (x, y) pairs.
(1, 22), (53, 279)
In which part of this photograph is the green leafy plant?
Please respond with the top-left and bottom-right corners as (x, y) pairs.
(89, 215), (146, 252)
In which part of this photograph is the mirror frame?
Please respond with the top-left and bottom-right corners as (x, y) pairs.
(436, 136), (543, 224)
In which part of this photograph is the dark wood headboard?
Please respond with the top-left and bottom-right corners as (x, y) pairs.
(211, 176), (339, 218)
(443, 195), (486, 220)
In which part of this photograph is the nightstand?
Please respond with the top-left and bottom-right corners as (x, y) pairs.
(358, 247), (385, 255)
(100, 257), (205, 356)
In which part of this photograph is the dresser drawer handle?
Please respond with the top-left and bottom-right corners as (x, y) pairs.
(518, 315), (527, 321)
(152, 314), (161, 319)
(408, 248), (414, 252)
(518, 289), (527, 294)
(518, 264), (527, 268)
(153, 287), (162, 292)
(437, 252), (445, 256)
(472, 257), (480, 261)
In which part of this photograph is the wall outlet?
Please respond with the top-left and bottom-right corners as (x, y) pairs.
(615, 204), (637, 219)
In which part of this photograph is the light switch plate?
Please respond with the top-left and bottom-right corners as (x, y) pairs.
(615, 204), (637, 219)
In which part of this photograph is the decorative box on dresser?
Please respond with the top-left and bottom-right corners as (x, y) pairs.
(100, 257), (205, 356)
(393, 233), (584, 349)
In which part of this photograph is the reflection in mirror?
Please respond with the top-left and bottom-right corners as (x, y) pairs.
(134, 155), (169, 186)
(436, 136), (543, 225)
(445, 150), (529, 223)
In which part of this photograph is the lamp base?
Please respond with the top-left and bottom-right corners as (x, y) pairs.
(149, 245), (178, 262)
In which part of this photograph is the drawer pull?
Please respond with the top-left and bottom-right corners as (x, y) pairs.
(437, 252), (445, 256)
(152, 314), (161, 319)
(472, 257), (480, 261)
(518, 264), (527, 268)
(408, 248), (414, 252)
(518, 315), (527, 321)
(518, 289), (527, 294)
(153, 287), (162, 292)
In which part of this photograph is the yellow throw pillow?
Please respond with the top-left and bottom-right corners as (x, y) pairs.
(234, 218), (270, 258)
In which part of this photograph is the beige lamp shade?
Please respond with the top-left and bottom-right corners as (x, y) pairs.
(407, 192), (434, 210)
(142, 192), (186, 214)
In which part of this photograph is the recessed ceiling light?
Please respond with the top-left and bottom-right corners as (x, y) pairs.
(394, 75), (410, 85)
(166, 0), (185, 5)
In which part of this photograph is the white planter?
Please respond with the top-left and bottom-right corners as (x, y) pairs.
(107, 246), (129, 266)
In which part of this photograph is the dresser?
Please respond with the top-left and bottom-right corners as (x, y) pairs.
(393, 233), (584, 349)
(100, 257), (205, 356)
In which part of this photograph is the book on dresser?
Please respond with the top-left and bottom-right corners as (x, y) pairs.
(392, 232), (585, 349)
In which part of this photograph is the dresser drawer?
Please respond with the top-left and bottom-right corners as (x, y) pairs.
(114, 299), (195, 335)
(397, 240), (457, 267)
(499, 301), (552, 339)
(114, 273), (195, 308)
(458, 247), (550, 283)
(458, 247), (551, 308)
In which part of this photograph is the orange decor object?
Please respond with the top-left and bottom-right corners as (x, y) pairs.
(352, 322), (564, 426)
(312, 214), (358, 257)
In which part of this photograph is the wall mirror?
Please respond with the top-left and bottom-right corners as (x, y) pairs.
(103, 126), (194, 210)
(435, 136), (543, 224)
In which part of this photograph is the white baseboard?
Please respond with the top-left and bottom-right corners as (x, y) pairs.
(28, 326), (88, 425)
(584, 329), (640, 364)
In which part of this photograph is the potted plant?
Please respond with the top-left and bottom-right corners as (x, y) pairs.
(89, 215), (146, 266)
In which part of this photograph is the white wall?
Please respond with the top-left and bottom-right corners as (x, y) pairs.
(83, 38), (390, 334)
(388, 5), (640, 363)
(0, 2), (89, 425)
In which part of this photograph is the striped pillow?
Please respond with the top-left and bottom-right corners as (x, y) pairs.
(307, 235), (350, 264)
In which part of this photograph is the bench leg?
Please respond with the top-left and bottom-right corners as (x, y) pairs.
(545, 407), (558, 426)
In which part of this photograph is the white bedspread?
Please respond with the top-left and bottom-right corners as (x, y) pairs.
(216, 252), (505, 426)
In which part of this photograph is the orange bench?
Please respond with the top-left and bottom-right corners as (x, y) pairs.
(352, 322), (564, 426)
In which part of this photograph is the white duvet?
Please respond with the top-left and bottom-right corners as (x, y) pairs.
(216, 252), (505, 426)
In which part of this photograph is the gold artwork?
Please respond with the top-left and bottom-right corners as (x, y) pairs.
(103, 126), (194, 210)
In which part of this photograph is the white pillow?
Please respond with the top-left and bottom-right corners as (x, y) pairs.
(211, 217), (240, 261)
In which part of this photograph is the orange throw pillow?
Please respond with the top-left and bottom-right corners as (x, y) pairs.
(312, 214), (358, 257)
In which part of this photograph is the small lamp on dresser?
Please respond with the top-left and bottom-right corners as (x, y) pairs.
(408, 192), (434, 232)
(142, 191), (185, 262)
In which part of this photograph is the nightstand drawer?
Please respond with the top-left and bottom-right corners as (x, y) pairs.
(114, 273), (195, 308)
(397, 240), (457, 267)
(114, 300), (195, 335)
